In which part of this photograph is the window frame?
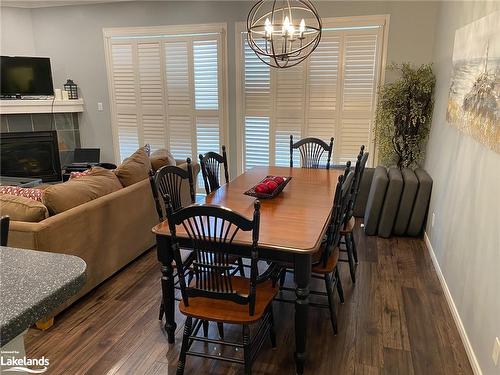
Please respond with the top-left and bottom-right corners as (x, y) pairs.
(103, 23), (229, 165)
(235, 15), (390, 174)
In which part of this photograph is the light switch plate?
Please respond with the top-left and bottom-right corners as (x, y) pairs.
(492, 337), (500, 367)
(97, 102), (103, 111)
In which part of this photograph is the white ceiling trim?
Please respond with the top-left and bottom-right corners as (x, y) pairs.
(1, 0), (142, 8)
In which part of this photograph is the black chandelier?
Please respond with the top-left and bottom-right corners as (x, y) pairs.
(247, 0), (322, 68)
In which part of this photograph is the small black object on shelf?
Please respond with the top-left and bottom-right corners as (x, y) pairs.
(64, 79), (78, 99)
(244, 176), (292, 199)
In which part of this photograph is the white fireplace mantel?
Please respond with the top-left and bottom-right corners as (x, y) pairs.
(0, 99), (84, 115)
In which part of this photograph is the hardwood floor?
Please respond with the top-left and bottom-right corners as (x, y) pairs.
(25, 220), (473, 374)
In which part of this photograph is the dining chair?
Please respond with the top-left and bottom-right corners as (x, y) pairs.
(150, 159), (196, 321)
(165, 198), (280, 375)
(340, 146), (369, 283)
(151, 158), (195, 219)
(199, 145), (229, 195)
(277, 163), (354, 334)
(198, 145), (246, 279)
(289, 135), (334, 169)
(1, 215), (10, 246)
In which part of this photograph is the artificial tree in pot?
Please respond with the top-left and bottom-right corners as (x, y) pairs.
(375, 63), (436, 168)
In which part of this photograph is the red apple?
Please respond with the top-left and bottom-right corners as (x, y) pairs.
(255, 183), (270, 194)
(266, 180), (279, 192)
(273, 176), (285, 185)
(262, 177), (274, 184)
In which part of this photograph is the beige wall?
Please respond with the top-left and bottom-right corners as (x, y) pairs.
(0, 1), (439, 171)
(425, 2), (500, 374)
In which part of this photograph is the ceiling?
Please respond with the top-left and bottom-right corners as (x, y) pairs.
(0, 0), (150, 8)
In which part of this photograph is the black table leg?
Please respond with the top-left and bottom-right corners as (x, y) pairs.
(156, 235), (177, 344)
(294, 254), (311, 375)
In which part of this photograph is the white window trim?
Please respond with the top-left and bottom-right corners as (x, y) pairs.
(103, 23), (229, 164)
(235, 15), (390, 173)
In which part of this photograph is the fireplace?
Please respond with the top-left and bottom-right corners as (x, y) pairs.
(1, 131), (62, 182)
(1, 112), (81, 167)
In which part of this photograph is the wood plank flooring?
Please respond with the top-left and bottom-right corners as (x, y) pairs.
(24, 220), (473, 374)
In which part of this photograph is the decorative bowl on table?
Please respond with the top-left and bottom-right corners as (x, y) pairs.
(244, 175), (292, 199)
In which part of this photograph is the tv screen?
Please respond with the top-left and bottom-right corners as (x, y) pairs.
(1, 56), (54, 97)
(0, 131), (62, 182)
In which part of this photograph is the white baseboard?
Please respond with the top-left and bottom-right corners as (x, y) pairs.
(423, 232), (482, 375)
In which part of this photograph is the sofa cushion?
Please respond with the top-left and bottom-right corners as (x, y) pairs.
(114, 147), (152, 187)
(0, 186), (44, 202)
(150, 148), (176, 172)
(43, 167), (123, 215)
(0, 194), (49, 222)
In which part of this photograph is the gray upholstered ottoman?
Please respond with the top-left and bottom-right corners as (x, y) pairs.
(393, 168), (419, 235)
(363, 166), (389, 236)
(377, 167), (404, 238)
(407, 168), (433, 236)
(353, 167), (374, 217)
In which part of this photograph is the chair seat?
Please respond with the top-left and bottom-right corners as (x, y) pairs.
(311, 246), (340, 274)
(340, 217), (355, 234)
(179, 276), (278, 324)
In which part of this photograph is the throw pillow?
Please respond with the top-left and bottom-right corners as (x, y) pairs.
(114, 146), (152, 187)
(69, 169), (91, 179)
(150, 148), (176, 172)
(0, 186), (44, 202)
(42, 167), (123, 215)
(0, 194), (49, 222)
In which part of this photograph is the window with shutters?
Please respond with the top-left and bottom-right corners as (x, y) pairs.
(103, 24), (227, 165)
(236, 16), (388, 172)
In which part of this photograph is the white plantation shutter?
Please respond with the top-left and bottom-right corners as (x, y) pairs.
(138, 42), (165, 152)
(335, 32), (379, 162)
(105, 25), (226, 166)
(274, 65), (306, 166)
(238, 17), (386, 171)
(243, 39), (271, 170)
(110, 44), (139, 161)
(164, 41), (194, 159)
(193, 40), (219, 110)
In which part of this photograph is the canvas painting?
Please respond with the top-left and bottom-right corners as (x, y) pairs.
(447, 11), (499, 153)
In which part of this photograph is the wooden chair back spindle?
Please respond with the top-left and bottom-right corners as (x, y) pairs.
(290, 135), (334, 169)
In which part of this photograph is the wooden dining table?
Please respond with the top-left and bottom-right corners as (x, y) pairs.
(152, 165), (343, 374)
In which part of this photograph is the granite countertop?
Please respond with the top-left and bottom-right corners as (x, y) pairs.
(0, 246), (87, 346)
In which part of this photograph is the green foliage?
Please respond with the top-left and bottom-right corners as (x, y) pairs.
(375, 63), (436, 168)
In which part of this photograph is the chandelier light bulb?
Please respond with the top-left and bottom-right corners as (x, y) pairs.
(299, 19), (306, 37)
(283, 16), (290, 35)
(265, 18), (273, 38)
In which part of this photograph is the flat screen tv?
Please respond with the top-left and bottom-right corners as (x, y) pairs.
(0, 131), (62, 182)
(1, 56), (54, 98)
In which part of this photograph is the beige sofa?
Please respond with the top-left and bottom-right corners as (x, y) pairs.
(6, 157), (199, 320)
